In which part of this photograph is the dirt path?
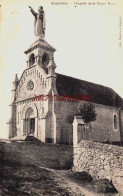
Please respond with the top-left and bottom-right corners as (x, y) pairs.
(0, 141), (120, 196)
(39, 166), (115, 196)
(0, 141), (84, 195)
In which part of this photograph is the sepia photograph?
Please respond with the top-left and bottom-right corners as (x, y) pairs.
(0, 0), (123, 195)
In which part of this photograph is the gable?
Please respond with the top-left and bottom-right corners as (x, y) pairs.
(16, 65), (48, 102)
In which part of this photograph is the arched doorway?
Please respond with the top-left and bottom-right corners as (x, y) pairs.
(23, 107), (35, 135)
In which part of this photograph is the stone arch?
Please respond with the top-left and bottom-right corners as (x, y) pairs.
(25, 107), (35, 119)
(29, 53), (35, 67)
(21, 102), (38, 120)
(42, 52), (49, 66)
(21, 103), (38, 137)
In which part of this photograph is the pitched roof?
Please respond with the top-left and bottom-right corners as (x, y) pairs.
(56, 73), (123, 108)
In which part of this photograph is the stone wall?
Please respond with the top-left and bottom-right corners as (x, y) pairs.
(54, 100), (79, 144)
(15, 97), (122, 144)
(73, 140), (123, 194)
(89, 104), (121, 142)
(55, 99), (122, 145)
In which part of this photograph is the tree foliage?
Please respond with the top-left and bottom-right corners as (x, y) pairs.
(79, 103), (97, 123)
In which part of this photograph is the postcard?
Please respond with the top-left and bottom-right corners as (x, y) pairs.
(0, 0), (123, 195)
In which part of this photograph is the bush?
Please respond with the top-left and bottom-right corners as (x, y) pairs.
(73, 171), (93, 182)
(93, 179), (118, 193)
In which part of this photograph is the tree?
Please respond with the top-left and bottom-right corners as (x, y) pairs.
(79, 103), (97, 140)
(79, 103), (97, 123)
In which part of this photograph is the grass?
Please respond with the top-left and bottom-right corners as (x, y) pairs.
(0, 141), (74, 196)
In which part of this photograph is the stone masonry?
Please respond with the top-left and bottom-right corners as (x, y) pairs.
(73, 140), (123, 194)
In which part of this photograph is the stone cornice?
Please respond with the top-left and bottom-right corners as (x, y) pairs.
(14, 94), (122, 111)
(24, 41), (56, 54)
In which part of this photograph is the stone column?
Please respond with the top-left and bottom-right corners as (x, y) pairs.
(41, 119), (46, 142)
(27, 119), (29, 135)
(25, 119), (27, 136)
(55, 118), (61, 144)
(23, 119), (25, 135)
(21, 118), (24, 136)
(53, 114), (56, 144)
(73, 121), (78, 146)
(35, 117), (38, 138)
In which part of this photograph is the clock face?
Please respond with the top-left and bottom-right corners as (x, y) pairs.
(26, 80), (34, 91)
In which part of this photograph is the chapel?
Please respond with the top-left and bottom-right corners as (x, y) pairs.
(7, 6), (123, 145)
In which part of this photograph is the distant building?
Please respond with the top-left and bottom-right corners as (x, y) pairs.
(7, 7), (123, 144)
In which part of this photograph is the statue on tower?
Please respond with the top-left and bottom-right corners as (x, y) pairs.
(29, 6), (46, 38)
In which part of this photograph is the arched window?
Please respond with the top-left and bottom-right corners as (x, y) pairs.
(42, 53), (49, 66)
(25, 107), (34, 119)
(29, 53), (35, 67)
(114, 115), (117, 129)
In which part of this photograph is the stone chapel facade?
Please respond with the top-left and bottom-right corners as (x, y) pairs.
(7, 7), (123, 145)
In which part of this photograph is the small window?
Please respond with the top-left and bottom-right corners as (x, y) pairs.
(26, 80), (34, 91)
(114, 115), (117, 129)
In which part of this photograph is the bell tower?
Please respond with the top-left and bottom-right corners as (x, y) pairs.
(24, 39), (56, 69)
(24, 6), (58, 95)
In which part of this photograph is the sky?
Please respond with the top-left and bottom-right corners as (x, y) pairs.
(0, 0), (123, 138)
